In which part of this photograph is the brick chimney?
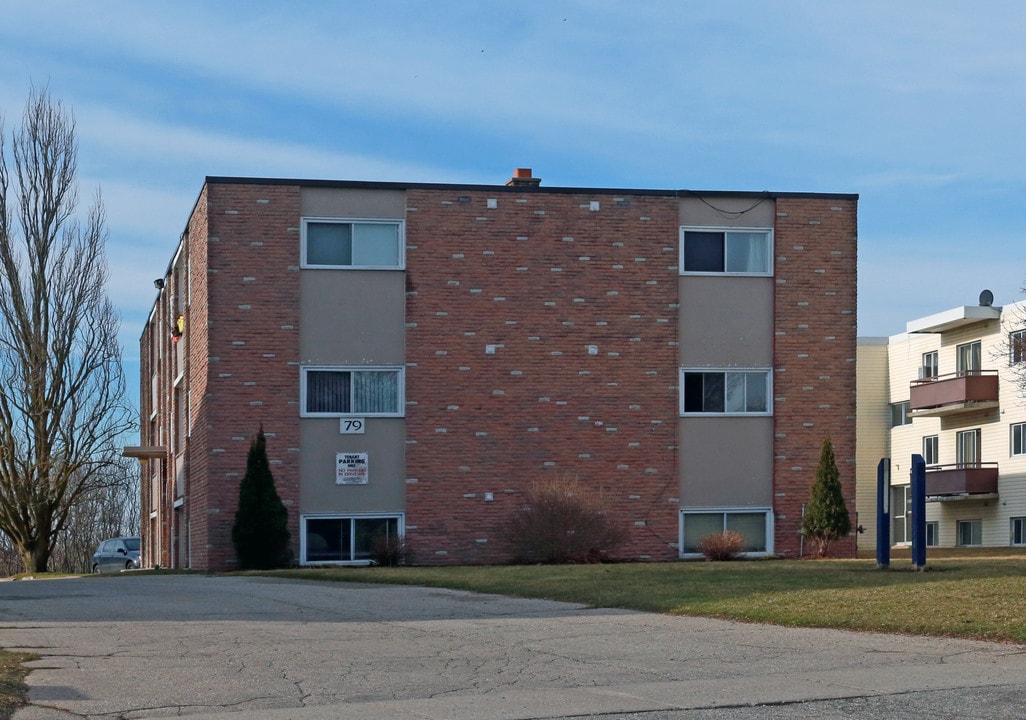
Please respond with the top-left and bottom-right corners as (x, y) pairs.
(506, 168), (541, 187)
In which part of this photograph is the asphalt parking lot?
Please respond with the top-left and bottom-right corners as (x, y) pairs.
(1, 573), (1024, 719)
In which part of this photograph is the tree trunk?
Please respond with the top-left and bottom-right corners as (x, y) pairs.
(19, 542), (50, 574)
(813, 536), (830, 558)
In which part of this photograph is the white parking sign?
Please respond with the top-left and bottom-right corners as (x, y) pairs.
(336, 452), (369, 485)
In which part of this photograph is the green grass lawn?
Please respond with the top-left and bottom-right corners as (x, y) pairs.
(260, 551), (1026, 644)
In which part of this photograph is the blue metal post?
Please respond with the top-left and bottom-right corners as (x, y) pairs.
(910, 454), (927, 569)
(876, 458), (890, 568)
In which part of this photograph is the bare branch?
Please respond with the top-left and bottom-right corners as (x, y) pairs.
(0, 88), (134, 572)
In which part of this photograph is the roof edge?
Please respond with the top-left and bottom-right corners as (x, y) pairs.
(203, 176), (858, 200)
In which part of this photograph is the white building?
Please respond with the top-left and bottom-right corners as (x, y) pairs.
(857, 294), (1026, 549)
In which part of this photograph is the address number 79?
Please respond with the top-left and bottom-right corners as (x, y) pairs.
(339, 418), (366, 434)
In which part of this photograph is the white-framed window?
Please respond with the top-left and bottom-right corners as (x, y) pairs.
(921, 350), (938, 379)
(891, 485), (910, 544)
(301, 218), (404, 269)
(956, 340), (982, 376)
(1011, 423), (1026, 457)
(957, 428), (981, 467)
(301, 514), (403, 564)
(923, 435), (939, 466)
(300, 367), (404, 417)
(890, 401), (911, 427)
(1011, 517), (1026, 546)
(1010, 330), (1026, 365)
(926, 521), (939, 547)
(957, 519), (982, 547)
(680, 369), (771, 415)
(679, 227), (772, 275)
(679, 508), (772, 555)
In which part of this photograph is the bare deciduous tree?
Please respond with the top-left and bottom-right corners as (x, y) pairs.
(0, 88), (134, 573)
(999, 291), (1026, 400)
(54, 458), (140, 573)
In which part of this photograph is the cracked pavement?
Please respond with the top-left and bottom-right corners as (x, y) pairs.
(0, 574), (1024, 719)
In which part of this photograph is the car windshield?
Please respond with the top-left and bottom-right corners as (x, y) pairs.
(123, 538), (140, 552)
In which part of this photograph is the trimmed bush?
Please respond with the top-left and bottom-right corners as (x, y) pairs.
(698, 530), (745, 561)
(504, 476), (628, 563)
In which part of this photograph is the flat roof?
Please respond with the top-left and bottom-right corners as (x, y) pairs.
(906, 305), (1002, 334)
(204, 175), (859, 201)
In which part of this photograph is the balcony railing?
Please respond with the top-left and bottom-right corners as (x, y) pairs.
(910, 370), (999, 416)
(925, 462), (999, 497)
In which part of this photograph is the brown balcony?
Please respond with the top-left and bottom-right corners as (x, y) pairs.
(910, 370), (999, 417)
(925, 462), (999, 498)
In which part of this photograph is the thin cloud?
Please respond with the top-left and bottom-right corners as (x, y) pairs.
(855, 171), (963, 190)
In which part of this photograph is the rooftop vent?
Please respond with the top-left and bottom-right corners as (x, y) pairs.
(506, 168), (541, 187)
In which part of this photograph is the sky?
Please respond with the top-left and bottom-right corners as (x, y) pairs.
(3, 1), (1026, 392)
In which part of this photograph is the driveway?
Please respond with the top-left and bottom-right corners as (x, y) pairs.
(0, 574), (1024, 719)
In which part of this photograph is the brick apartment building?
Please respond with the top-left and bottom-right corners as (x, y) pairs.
(125, 171), (858, 570)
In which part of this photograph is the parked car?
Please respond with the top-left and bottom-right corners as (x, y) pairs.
(91, 537), (141, 573)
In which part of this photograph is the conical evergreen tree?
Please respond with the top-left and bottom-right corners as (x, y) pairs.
(802, 437), (851, 557)
(231, 428), (290, 569)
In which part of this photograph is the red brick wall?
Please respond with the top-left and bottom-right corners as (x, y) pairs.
(138, 307), (158, 567)
(143, 181), (857, 569)
(404, 189), (682, 563)
(195, 183), (303, 569)
(772, 197), (858, 557)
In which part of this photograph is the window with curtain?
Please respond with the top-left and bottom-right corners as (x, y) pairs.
(302, 367), (403, 416)
(302, 219), (403, 268)
(680, 228), (772, 275)
(956, 340), (982, 376)
(956, 428), (981, 467)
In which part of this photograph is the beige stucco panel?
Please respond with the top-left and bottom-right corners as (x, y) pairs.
(680, 196), (776, 228)
(678, 417), (773, 506)
(297, 168), (408, 516)
(300, 419), (405, 514)
(301, 188), (406, 219)
(679, 276), (773, 366)
(300, 271), (405, 364)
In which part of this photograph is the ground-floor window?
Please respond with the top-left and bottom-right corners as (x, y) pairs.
(680, 508), (772, 555)
(301, 514), (403, 564)
(1011, 517), (1026, 546)
(957, 519), (982, 547)
(889, 486), (939, 546)
(891, 485), (911, 544)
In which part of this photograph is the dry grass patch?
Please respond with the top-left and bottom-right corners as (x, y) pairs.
(0, 650), (35, 720)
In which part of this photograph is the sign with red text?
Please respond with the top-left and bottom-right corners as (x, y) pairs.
(336, 452), (369, 485)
